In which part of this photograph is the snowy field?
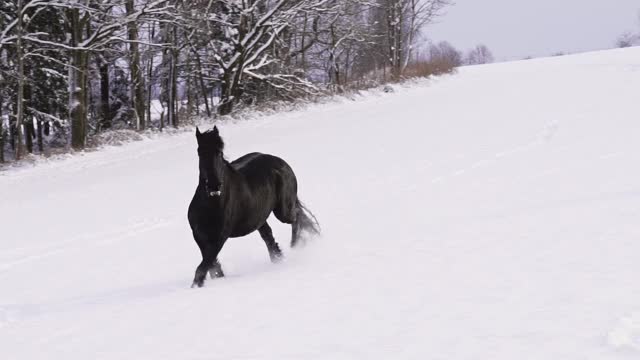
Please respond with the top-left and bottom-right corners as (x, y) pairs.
(1, 47), (640, 359)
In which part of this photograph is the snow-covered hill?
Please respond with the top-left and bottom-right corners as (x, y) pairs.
(1, 48), (640, 359)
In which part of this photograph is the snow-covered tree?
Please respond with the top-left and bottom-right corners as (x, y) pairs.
(196, 0), (330, 114)
(0, 0), (457, 163)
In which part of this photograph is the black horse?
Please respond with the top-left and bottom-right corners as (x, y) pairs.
(188, 126), (319, 287)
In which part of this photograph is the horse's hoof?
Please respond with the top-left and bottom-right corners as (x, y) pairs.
(270, 253), (284, 263)
(209, 269), (224, 279)
(191, 280), (204, 288)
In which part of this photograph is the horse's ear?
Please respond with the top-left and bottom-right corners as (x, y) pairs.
(212, 125), (224, 151)
(196, 127), (201, 138)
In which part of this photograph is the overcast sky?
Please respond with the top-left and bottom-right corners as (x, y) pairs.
(427, 0), (640, 60)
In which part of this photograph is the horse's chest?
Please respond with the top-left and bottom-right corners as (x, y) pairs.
(188, 200), (225, 231)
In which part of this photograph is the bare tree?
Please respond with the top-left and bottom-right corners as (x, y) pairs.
(209, 0), (329, 114)
(465, 44), (494, 65)
(378, 0), (452, 79)
(402, 0), (453, 73)
(125, 0), (146, 130)
(15, 0), (27, 159)
(428, 40), (462, 72)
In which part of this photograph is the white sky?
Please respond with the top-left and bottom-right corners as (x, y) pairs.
(426, 0), (640, 60)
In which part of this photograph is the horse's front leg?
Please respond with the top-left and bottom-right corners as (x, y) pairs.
(192, 235), (226, 288)
(209, 259), (225, 279)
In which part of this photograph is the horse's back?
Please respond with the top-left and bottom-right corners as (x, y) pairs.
(231, 152), (298, 224)
(231, 152), (264, 173)
(231, 152), (295, 182)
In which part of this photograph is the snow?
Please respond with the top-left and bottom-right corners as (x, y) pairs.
(609, 312), (640, 350)
(149, 99), (165, 120)
(1, 47), (640, 359)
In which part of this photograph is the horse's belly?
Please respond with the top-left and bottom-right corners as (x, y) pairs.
(228, 210), (271, 238)
(229, 227), (256, 238)
(229, 219), (263, 238)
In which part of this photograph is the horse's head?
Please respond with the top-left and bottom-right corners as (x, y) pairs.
(195, 126), (226, 197)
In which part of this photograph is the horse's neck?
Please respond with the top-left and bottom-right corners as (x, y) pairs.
(224, 163), (242, 183)
(223, 163), (249, 194)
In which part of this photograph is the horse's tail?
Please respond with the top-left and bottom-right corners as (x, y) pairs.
(292, 200), (320, 247)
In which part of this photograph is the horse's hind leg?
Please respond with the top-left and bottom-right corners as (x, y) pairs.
(275, 201), (304, 248)
(258, 222), (283, 262)
(273, 196), (300, 247)
(291, 212), (303, 248)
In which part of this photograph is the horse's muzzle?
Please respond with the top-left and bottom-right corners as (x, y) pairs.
(204, 179), (222, 197)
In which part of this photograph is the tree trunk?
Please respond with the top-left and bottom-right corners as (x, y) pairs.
(219, 58), (246, 116)
(186, 70), (194, 116)
(301, 13), (308, 72)
(211, 70), (218, 112)
(165, 23), (179, 127)
(167, 52), (175, 128)
(15, 0), (26, 160)
(25, 119), (34, 154)
(37, 119), (44, 154)
(0, 92), (4, 163)
(99, 60), (111, 130)
(396, 1), (404, 77)
(218, 72), (234, 116)
(193, 50), (211, 117)
(402, 0), (417, 73)
(69, 8), (88, 150)
(0, 57), (5, 163)
(345, 47), (351, 85)
(146, 21), (155, 127)
(160, 23), (170, 131)
(173, 67), (179, 127)
(9, 117), (15, 151)
(328, 25), (340, 89)
(172, 25), (179, 127)
(387, 0), (404, 80)
(69, 50), (88, 150)
(125, 0), (145, 131)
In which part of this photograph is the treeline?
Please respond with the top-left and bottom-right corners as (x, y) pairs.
(0, 0), (457, 163)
